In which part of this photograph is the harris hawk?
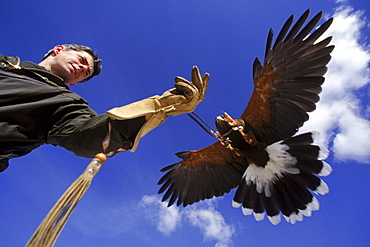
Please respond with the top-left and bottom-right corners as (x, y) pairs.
(158, 9), (334, 225)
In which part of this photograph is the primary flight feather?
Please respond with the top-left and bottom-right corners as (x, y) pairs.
(158, 9), (334, 225)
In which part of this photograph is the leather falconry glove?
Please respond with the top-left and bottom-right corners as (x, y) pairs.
(106, 66), (209, 152)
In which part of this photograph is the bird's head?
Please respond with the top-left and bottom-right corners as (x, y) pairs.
(215, 113), (245, 138)
(215, 112), (257, 147)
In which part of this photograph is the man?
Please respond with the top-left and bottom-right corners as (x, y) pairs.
(0, 44), (209, 171)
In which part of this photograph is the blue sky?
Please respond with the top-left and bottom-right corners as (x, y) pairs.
(1, 0), (369, 246)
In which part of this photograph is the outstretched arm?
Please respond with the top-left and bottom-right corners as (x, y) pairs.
(47, 66), (209, 156)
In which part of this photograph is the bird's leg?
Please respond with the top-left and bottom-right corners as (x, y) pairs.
(210, 129), (242, 156)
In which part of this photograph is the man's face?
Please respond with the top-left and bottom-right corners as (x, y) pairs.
(50, 46), (95, 85)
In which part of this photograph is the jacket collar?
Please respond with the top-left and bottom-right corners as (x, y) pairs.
(19, 61), (68, 89)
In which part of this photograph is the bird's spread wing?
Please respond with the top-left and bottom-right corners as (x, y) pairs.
(158, 142), (248, 206)
(242, 10), (334, 144)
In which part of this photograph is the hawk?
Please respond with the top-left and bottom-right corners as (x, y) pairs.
(158, 9), (334, 225)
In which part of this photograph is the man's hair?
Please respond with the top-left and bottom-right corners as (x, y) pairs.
(43, 44), (102, 82)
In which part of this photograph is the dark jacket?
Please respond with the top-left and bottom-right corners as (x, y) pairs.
(0, 55), (145, 171)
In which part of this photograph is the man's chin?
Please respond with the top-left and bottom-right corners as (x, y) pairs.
(65, 82), (77, 86)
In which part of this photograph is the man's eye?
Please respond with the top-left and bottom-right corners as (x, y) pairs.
(79, 56), (87, 64)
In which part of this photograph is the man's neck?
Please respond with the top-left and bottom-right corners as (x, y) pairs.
(38, 60), (52, 71)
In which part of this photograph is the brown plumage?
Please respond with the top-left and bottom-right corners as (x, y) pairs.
(158, 9), (334, 224)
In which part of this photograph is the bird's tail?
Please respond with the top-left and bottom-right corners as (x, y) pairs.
(232, 131), (331, 225)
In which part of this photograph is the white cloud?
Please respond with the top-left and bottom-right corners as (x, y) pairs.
(140, 195), (236, 247)
(185, 202), (235, 247)
(300, 5), (370, 163)
(333, 109), (370, 162)
(141, 195), (182, 235)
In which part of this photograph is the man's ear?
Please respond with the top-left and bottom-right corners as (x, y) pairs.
(52, 45), (65, 56)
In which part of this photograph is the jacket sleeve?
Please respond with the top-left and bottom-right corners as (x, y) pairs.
(46, 102), (145, 158)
